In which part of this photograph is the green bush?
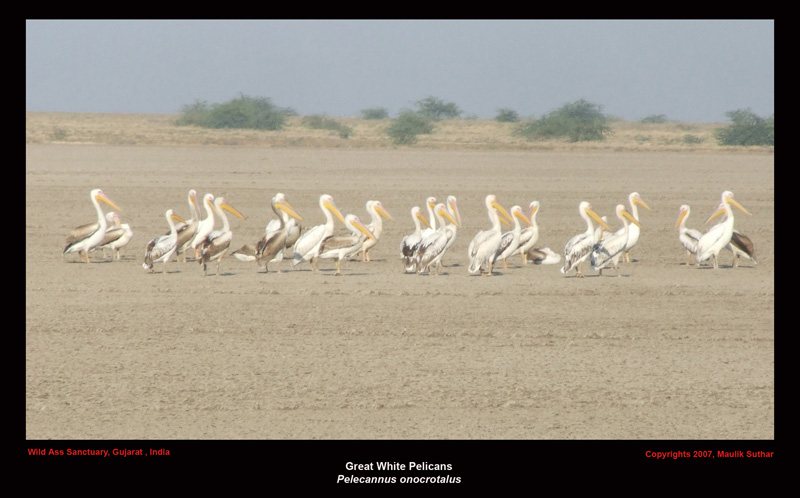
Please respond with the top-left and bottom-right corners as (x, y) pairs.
(386, 111), (434, 145)
(495, 108), (520, 123)
(360, 107), (390, 120)
(515, 99), (611, 142)
(176, 94), (291, 131)
(641, 114), (669, 124)
(415, 96), (461, 121)
(715, 109), (774, 146)
(302, 114), (352, 139)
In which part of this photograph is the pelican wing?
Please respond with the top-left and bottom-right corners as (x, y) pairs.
(65, 222), (102, 248)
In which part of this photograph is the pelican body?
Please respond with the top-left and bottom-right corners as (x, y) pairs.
(197, 197), (246, 276)
(190, 193), (217, 260)
(255, 193), (303, 272)
(317, 214), (377, 275)
(292, 194), (346, 271)
(95, 212), (133, 261)
(467, 194), (513, 276)
(64, 189), (122, 263)
(590, 204), (643, 277)
(495, 205), (532, 269)
(695, 191), (751, 269)
(560, 201), (611, 278)
(412, 203), (459, 275)
(614, 192), (651, 262)
(355, 200), (393, 262)
(518, 201), (540, 265)
(526, 247), (562, 265)
(728, 230), (757, 268)
(400, 206), (432, 273)
(143, 209), (185, 273)
(175, 189), (201, 262)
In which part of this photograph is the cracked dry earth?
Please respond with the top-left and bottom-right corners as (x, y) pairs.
(26, 145), (774, 439)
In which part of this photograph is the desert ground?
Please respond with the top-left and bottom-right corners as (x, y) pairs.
(26, 117), (774, 441)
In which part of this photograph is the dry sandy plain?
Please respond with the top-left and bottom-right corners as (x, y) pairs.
(26, 115), (774, 443)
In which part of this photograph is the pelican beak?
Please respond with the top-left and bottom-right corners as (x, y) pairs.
(726, 198), (751, 216)
(529, 205), (539, 220)
(221, 203), (247, 221)
(277, 202), (303, 222)
(353, 219), (377, 241)
(170, 213), (186, 224)
(675, 210), (688, 228)
(449, 199), (462, 228)
(438, 207), (458, 226)
(96, 192), (121, 212)
(324, 200), (346, 224)
(705, 207), (726, 224)
(587, 208), (611, 231)
(492, 201), (513, 226)
(635, 197), (652, 211)
(191, 194), (200, 213)
(376, 205), (393, 221)
(623, 210), (642, 228)
(515, 210), (532, 226)
(417, 212), (432, 229)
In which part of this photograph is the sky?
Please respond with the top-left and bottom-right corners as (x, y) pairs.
(25, 20), (774, 123)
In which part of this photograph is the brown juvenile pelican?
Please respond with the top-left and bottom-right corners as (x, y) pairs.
(94, 212), (133, 261)
(197, 196), (246, 276)
(255, 193), (303, 272)
(728, 230), (757, 268)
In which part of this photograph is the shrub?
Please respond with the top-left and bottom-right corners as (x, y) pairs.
(515, 99), (611, 142)
(302, 114), (352, 139)
(386, 111), (434, 145)
(641, 114), (669, 124)
(361, 107), (390, 120)
(415, 96), (461, 120)
(715, 109), (774, 146)
(495, 108), (520, 123)
(176, 94), (290, 131)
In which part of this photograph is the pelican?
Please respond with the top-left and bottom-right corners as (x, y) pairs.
(266, 195), (302, 257)
(517, 201), (540, 265)
(255, 193), (304, 272)
(594, 216), (611, 243)
(231, 243), (258, 263)
(560, 201), (611, 278)
(420, 196), (439, 240)
(197, 196), (247, 276)
(467, 194), (513, 276)
(728, 230), (757, 268)
(175, 189), (201, 262)
(441, 195), (462, 258)
(143, 209), (185, 273)
(495, 205), (532, 269)
(590, 204), (643, 277)
(291, 194), (346, 271)
(614, 192), (651, 263)
(400, 206), (432, 273)
(526, 247), (562, 265)
(94, 212), (133, 261)
(354, 200), (393, 262)
(316, 214), (377, 275)
(63, 189), (122, 263)
(190, 193), (216, 260)
(695, 191), (751, 269)
(412, 203), (459, 275)
(675, 204), (704, 267)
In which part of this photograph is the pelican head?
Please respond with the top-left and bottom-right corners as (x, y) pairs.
(616, 204), (642, 228)
(529, 200), (540, 221)
(435, 203), (459, 227)
(511, 205), (532, 226)
(411, 206), (432, 229)
(675, 204), (691, 228)
(447, 195), (462, 228)
(722, 190), (751, 215)
(274, 194), (303, 222)
(486, 194), (513, 226)
(92, 189), (121, 212)
(214, 197), (246, 220)
(580, 201), (611, 231)
(630, 192), (652, 211)
(348, 214), (378, 241)
(372, 201), (393, 221)
(321, 194), (346, 224)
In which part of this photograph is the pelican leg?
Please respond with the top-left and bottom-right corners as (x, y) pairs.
(335, 260), (342, 276)
(503, 258), (508, 269)
(625, 251), (631, 263)
(522, 253), (528, 265)
(85, 251), (91, 264)
(485, 261), (493, 276)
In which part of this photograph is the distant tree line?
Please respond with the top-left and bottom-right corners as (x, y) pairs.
(175, 94), (774, 147)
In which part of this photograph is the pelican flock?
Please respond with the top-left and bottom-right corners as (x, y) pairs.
(63, 188), (760, 277)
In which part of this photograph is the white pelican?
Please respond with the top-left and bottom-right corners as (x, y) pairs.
(190, 193), (216, 260)
(355, 200), (393, 262)
(614, 192), (651, 263)
(442, 195), (462, 258)
(590, 204), (643, 277)
(175, 189), (201, 262)
(675, 204), (703, 267)
(197, 196), (247, 276)
(255, 193), (304, 272)
(560, 201), (611, 278)
(63, 189), (122, 263)
(728, 230), (757, 268)
(517, 201), (540, 265)
(291, 194), (346, 271)
(265, 192), (302, 257)
(91, 212), (120, 259)
(317, 214), (377, 275)
(143, 209), (185, 273)
(94, 212), (134, 261)
(420, 196), (438, 240)
(412, 203), (459, 275)
(467, 194), (513, 276)
(526, 247), (562, 265)
(695, 191), (751, 269)
(495, 205), (532, 269)
(400, 206), (432, 273)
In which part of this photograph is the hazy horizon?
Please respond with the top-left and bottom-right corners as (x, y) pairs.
(26, 20), (774, 123)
